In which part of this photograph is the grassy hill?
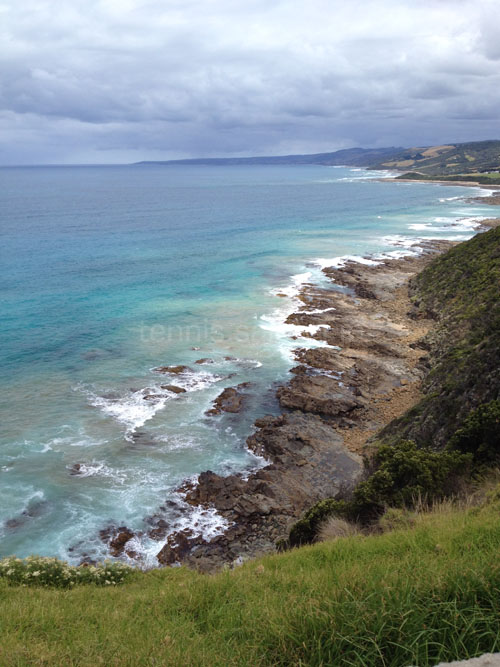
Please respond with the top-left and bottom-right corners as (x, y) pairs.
(1, 492), (500, 666)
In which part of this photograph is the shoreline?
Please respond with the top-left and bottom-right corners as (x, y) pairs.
(377, 175), (500, 205)
(102, 185), (500, 571)
(124, 240), (454, 570)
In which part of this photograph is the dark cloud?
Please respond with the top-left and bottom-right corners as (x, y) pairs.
(0, 0), (499, 163)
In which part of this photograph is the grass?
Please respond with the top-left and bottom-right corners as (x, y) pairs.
(1, 498), (500, 666)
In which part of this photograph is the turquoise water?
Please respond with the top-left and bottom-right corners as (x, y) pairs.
(0, 164), (494, 564)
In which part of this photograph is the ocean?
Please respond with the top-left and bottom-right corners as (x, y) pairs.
(0, 164), (494, 565)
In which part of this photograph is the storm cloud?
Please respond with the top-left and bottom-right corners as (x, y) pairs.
(1, 0), (500, 163)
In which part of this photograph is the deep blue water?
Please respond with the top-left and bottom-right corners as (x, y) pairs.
(0, 164), (493, 564)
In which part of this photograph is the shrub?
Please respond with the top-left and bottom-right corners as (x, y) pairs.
(448, 399), (500, 466)
(288, 440), (471, 546)
(0, 556), (134, 589)
(351, 440), (471, 519)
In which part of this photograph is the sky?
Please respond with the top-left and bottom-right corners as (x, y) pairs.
(1, 0), (500, 164)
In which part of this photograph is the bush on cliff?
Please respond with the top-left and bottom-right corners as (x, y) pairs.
(288, 440), (471, 545)
(352, 440), (470, 517)
(447, 399), (500, 466)
(288, 498), (352, 546)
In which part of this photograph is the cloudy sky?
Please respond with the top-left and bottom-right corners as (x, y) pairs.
(1, 0), (500, 164)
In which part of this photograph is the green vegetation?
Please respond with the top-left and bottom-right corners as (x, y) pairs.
(288, 441), (470, 546)
(448, 400), (500, 467)
(382, 226), (500, 448)
(1, 495), (500, 666)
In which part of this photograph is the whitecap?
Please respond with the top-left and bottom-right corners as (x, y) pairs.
(312, 255), (381, 270)
(68, 461), (127, 483)
(156, 435), (201, 453)
(301, 307), (336, 314)
(169, 369), (223, 392)
(127, 488), (232, 569)
(79, 386), (171, 440)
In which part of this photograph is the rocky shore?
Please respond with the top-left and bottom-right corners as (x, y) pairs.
(107, 238), (463, 571)
(99, 208), (500, 570)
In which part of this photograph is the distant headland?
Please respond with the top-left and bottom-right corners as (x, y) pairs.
(136, 139), (500, 184)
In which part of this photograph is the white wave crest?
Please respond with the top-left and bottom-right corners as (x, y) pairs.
(86, 388), (170, 437)
(68, 461), (126, 483)
(312, 255), (381, 270)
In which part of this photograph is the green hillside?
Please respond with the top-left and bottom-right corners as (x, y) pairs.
(1, 493), (500, 666)
(379, 226), (500, 448)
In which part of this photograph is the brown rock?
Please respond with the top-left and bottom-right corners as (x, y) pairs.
(277, 375), (363, 417)
(153, 365), (192, 374)
(108, 527), (134, 557)
(161, 384), (187, 394)
(157, 531), (204, 566)
(254, 415), (279, 429)
(206, 386), (245, 415)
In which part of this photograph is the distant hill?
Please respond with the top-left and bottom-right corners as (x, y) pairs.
(372, 140), (500, 178)
(136, 146), (404, 167)
(137, 140), (500, 180)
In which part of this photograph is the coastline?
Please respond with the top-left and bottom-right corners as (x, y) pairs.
(102, 186), (500, 571)
(378, 176), (500, 205)
(112, 241), (453, 570)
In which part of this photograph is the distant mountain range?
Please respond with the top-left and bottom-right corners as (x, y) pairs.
(136, 140), (500, 179)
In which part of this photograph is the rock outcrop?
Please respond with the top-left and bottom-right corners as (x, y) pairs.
(159, 411), (362, 570)
(206, 383), (250, 415)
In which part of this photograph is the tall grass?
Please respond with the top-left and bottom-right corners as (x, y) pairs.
(1, 498), (500, 666)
